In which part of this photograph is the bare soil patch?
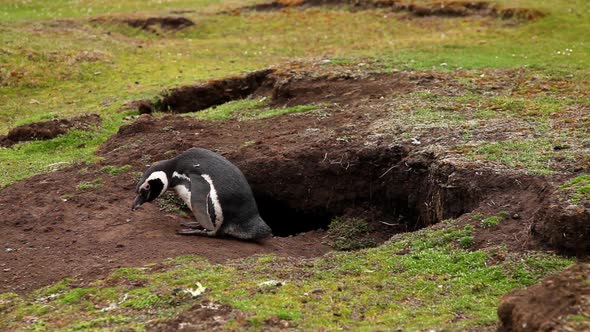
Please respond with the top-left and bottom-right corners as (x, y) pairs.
(0, 114), (101, 147)
(0, 66), (586, 294)
(498, 263), (590, 332)
(234, 0), (545, 21)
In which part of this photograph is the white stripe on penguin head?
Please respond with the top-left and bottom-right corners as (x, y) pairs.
(145, 171), (169, 197)
(172, 171), (190, 182)
(201, 174), (224, 228)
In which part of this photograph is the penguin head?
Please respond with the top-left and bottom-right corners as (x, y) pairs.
(132, 166), (169, 211)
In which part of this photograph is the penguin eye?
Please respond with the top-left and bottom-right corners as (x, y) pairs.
(145, 183), (150, 190)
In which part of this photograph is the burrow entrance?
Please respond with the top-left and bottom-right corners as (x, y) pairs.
(230, 145), (482, 242)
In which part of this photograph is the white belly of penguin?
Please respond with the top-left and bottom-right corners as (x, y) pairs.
(174, 185), (192, 210)
(201, 174), (224, 228)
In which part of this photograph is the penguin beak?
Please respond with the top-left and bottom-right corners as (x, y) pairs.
(131, 195), (144, 211)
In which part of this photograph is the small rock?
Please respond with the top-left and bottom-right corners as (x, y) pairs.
(512, 213), (521, 220)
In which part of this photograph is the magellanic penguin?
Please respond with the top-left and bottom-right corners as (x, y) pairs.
(131, 148), (272, 240)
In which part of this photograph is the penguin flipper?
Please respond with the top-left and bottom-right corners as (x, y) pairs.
(189, 174), (215, 231)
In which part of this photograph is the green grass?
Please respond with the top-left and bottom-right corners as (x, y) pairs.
(76, 178), (102, 190)
(189, 98), (267, 121)
(0, 112), (127, 188)
(0, 222), (573, 331)
(100, 164), (132, 176)
(59, 288), (97, 305)
(481, 216), (501, 229)
(480, 213), (510, 229)
(187, 98), (318, 121)
(560, 174), (590, 204)
(467, 138), (560, 175)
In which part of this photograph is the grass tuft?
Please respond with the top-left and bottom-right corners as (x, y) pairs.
(100, 164), (132, 176)
(560, 175), (590, 204)
(326, 217), (377, 251)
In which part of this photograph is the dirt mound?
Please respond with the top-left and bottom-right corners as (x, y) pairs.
(0, 114), (101, 147)
(157, 68), (424, 113)
(91, 16), (195, 32)
(235, 0), (545, 20)
(147, 301), (250, 331)
(148, 300), (293, 331)
(498, 263), (590, 332)
(157, 69), (273, 113)
(532, 187), (590, 256)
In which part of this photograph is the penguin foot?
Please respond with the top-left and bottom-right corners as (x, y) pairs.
(180, 222), (204, 229)
(176, 228), (217, 237)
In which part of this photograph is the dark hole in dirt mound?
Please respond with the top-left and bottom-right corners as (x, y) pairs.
(229, 145), (482, 238)
(498, 263), (590, 332)
(91, 16), (195, 32)
(254, 193), (334, 236)
(0, 114), (101, 147)
(156, 69), (274, 113)
(234, 0), (545, 21)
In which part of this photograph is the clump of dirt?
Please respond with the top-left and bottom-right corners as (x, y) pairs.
(147, 301), (249, 331)
(532, 188), (590, 256)
(157, 69), (274, 113)
(91, 16), (195, 32)
(235, 0), (545, 21)
(0, 114), (101, 147)
(137, 100), (156, 115)
(498, 263), (590, 332)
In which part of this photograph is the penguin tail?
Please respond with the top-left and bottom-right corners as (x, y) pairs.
(250, 216), (273, 240)
(224, 215), (272, 240)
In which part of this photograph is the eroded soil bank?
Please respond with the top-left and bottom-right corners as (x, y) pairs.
(0, 114), (101, 147)
(498, 263), (590, 332)
(234, 0), (546, 21)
